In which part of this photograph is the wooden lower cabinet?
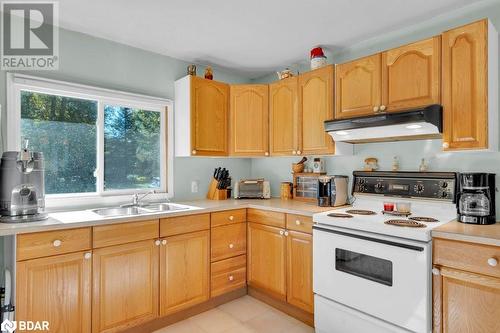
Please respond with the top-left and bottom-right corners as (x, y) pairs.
(286, 231), (313, 313)
(247, 222), (287, 299)
(16, 251), (92, 333)
(160, 230), (210, 316)
(92, 240), (159, 333)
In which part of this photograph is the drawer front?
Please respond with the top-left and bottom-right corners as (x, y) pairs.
(434, 238), (500, 278)
(211, 223), (246, 262)
(247, 208), (285, 228)
(211, 209), (246, 227)
(211, 255), (247, 297)
(286, 214), (313, 234)
(160, 213), (210, 237)
(17, 227), (91, 261)
(93, 219), (159, 248)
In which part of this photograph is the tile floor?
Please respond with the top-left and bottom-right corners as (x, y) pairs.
(153, 296), (315, 333)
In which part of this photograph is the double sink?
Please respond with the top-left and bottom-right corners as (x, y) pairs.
(91, 203), (189, 218)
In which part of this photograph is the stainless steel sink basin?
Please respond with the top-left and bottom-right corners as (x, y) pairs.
(91, 203), (189, 217)
(91, 207), (146, 217)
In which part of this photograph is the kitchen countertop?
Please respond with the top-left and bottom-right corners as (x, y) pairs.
(432, 221), (500, 247)
(0, 198), (337, 236)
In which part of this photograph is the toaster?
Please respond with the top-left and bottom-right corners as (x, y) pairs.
(234, 179), (271, 199)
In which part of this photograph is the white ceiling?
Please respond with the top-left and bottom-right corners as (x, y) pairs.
(57, 0), (484, 79)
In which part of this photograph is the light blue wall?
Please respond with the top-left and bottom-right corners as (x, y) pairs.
(0, 28), (254, 201)
(250, 0), (500, 218)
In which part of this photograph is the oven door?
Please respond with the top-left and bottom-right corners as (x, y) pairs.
(313, 225), (431, 333)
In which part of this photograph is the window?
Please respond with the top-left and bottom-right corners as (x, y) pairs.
(8, 74), (173, 203)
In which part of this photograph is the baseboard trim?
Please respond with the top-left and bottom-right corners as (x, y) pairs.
(248, 287), (314, 327)
(121, 287), (247, 333)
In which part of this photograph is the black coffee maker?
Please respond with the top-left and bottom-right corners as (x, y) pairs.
(457, 173), (496, 225)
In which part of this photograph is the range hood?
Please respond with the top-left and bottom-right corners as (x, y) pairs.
(325, 104), (443, 143)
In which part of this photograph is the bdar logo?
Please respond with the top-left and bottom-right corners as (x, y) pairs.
(1, 319), (17, 333)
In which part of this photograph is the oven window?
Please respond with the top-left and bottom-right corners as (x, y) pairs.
(335, 248), (393, 286)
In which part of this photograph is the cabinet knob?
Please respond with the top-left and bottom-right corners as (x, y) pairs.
(284, 231), (289, 236)
(155, 240), (161, 246)
(297, 150), (302, 155)
(380, 105), (387, 111)
(292, 151), (297, 155)
(228, 243), (234, 249)
(229, 215), (234, 221)
(279, 230), (284, 235)
(53, 239), (62, 247)
(432, 268), (441, 276)
(488, 258), (498, 267)
(373, 106), (380, 112)
(295, 220), (301, 225)
(161, 239), (167, 245)
(84, 252), (92, 260)
(228, 275), (234, 281)
(265, 152), (269, 156)
(442, 142), (449, 149)
(192, 150), (197, 155)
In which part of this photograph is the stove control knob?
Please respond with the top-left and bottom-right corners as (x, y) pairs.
(375, 183), (383, 191)
(359, 179), (366, 185)
(414, 184), (425, 193)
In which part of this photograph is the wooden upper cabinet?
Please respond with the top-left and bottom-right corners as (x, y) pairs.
(230, 84), (269, 156)
(269, 77), (299, 156)
(299, 65), (335, 155)
(442, 20), (489, 151)
(160, 230), (210, 316)
(287, 231), (313, 313)
(92, 240), (159, 333)
(382, 36), (441, 111)
(247, 222), (286, 300)
(16, 252), (91, 333)
(191, 77), (229, 156)
(335, 54), (382, 119)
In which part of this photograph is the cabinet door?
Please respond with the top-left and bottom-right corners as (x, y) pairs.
(92, 240), (159, 333)
(287, 231), (313, 313)
(442, 20), (488, 150)
(382, 36), (441, 112)
(269, 77), (298, 156)
(247, 222), (286, 299)
(335, 54), (382, 119)
(299, 65), (335, 155)
(16, 252), (91, 333)
(191, 76), (229, 156)
(436, 266), (500, 333)
(230, 84), (269, 156)
(160, 230), (210, 316)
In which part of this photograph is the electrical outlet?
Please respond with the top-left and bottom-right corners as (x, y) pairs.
(191, 180), (199, 193)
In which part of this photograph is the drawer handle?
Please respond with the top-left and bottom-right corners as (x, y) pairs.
(53, 239), (62, 247)
(228, 275), (234, 281)
(84, 252), (92, 260)
(295, 220), (301, 225)
(488, 258), (498, 267)
(228, 243), (234, 249)
(155, 240), (161, 246)
(162, 240), (167, 246)
(229, 215), (234, 221)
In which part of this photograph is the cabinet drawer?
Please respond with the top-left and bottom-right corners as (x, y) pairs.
(211, 255), (246, 297)
(211, 223), (246, 262)
(160, 213), (210, 237)
(93, 219), (159, 248)
(286, 214), (313, 234)
(211, 209), (246, 227)
(434, 238), (500, 278)
(17, 227), (91, 261)
(247, 208), (285, 228)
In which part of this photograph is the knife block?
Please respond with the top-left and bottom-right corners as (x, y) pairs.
(207, 179), (228, 200)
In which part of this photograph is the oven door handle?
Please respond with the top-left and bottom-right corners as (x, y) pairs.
(313, 226), (425, 252)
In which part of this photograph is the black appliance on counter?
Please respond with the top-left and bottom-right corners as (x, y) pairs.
(457, 173), (496, 225)
(317, 175), (348, 207)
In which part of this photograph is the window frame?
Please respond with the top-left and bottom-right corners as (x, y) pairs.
(6, 73), (174, 208)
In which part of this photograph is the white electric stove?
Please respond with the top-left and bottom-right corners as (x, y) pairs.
(313, 171), (457, 333)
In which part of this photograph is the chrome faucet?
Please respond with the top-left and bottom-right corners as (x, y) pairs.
(122, 190), (156, 207)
